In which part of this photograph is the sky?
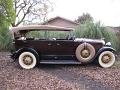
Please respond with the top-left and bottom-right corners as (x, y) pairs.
(48, 0), (120, 26)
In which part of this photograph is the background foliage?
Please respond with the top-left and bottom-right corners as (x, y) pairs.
(13, 0), (53, 26)
(26, 31), (69, 39)
(75, 21), (119, 51)
(75, 13), (93, 24)
(0, 0), (15, 51)
(0, 0), (16, 25)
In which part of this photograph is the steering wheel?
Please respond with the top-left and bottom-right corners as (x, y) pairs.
(66, 35), (70, 40)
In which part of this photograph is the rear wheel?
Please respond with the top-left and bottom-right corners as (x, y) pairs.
(98, 51), (115, 68)
(18, 52), (37, 69)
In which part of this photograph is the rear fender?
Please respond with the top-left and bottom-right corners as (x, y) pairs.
(11, 48), (39, 61)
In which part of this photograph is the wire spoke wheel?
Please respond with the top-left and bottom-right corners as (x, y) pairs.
(98, 51), (115, 68)
(23, 55), (33, 65)
(19, 52), (37, 69)
(76, 43), (95, 63)
(81, 49), (90, 58)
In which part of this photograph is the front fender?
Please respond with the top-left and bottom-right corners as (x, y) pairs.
(11, 47), (39, 60)
(94, 46), (116, 59)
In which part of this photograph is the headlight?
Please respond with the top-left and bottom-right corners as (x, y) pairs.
(106, 42), (111, 46)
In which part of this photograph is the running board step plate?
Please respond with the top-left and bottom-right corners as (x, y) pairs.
(40, 60), (81, 64)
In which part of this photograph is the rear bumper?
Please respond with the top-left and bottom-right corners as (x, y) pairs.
(10, 52), (17, 60)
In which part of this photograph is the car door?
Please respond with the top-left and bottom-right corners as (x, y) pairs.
(49, 40), (75, 55)
(26, 39), (75, 55)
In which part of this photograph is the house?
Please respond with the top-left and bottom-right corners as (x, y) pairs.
(108, 26), (120, 42)
(41, 16), (79, 28)
(108, 26), (120, 34)
(111, 26), (120, 32)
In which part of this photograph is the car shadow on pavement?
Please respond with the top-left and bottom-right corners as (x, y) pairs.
(37, 64), (113, 90)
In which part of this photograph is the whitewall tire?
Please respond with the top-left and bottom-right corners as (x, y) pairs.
(18, 52), (37, 69)
(76, 43), (95, 63)
(98, 51), (115, 68)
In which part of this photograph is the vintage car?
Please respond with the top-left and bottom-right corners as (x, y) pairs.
(10, 25), (115, 69)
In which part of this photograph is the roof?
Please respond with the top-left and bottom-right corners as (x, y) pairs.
(11, 25), (73, 32)
(41, 16), (79, 25)
(107, 26), (120, 33)
(111, 26), (120, 31)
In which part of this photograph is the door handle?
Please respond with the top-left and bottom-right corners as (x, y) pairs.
(57, 43), (60, 45)
(23, 40), (28, 44)
(48, 43), (52, 46)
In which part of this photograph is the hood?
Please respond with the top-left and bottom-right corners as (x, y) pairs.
(74, 38), (105, 45)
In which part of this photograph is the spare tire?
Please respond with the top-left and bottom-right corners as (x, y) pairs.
(75, 43), (95, 63)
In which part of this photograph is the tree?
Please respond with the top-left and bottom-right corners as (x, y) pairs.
(0, 0), (16, 26)
(0, 0), (15, 50)
(13, 0), (53, 26)
(75, 13), (93, 24)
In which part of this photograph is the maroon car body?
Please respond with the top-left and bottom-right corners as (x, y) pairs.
(10, 25), (115, 69)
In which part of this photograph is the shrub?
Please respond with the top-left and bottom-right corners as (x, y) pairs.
(74, 21), (119, 51)
(0, 27), (13, 51)
(26, 31), (69, 39)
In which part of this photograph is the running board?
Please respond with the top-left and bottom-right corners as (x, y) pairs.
(40, 60), (81, 64)
(41, 55), (76, 60)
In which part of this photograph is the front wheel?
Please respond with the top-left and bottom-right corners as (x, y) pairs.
(18, 52), (37, 69)
(98, 51), (115, 68)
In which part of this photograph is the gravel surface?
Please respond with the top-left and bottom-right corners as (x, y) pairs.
(0, 52), (120, 90)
